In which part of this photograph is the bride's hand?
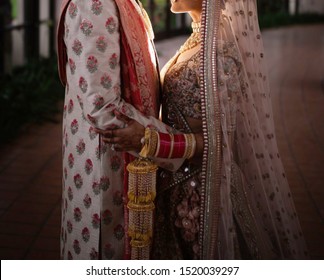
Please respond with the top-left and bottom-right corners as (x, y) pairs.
(95, 119), (145, 152)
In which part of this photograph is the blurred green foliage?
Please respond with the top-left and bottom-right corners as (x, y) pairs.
(0, 57), (64, 143)
(10, 0), (17, 18)
(141, 0), (169, 33)
(257, 0), (289, 14)
(259, 12), (324, 29)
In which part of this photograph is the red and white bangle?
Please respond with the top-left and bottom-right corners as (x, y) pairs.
(142, 128), (197, 160)
(172, 134), (187, 158)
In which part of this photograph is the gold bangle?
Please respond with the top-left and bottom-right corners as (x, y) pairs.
(139, 128), (157, 158)
(183, 133), (189, 159)
(188, 134), (197, 159)
(187, 134), (193, 159)
(154, 131), (160, 158)
(168, 133), (174, 159)
(148, 129), (158, 157)
(185, 133), (194, 159)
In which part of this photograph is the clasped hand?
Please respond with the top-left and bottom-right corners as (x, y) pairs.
(94, 115), (144, 153)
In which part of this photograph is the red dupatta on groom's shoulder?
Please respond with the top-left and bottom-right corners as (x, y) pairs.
(115, 0), (160, 260)
(115, 0), (160, 117)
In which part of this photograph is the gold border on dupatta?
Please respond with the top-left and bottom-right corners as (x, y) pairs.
(199, 0), (222, 259)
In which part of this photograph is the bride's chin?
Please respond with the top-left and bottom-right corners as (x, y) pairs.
(170, 9), (183, 14)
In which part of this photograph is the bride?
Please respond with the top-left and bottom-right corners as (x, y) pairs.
(98, 0), (308, 259)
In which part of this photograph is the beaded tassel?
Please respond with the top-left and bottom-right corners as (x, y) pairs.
(127, 129), (158, 260)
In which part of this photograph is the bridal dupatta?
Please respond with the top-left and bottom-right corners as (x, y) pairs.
(199, 0), (308, 259)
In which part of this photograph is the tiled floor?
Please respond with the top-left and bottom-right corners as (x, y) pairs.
(264, 25), (324, 259)
(0, 24), (323, 260)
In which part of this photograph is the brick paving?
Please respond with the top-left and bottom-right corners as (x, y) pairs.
(0, 24), (323, 260)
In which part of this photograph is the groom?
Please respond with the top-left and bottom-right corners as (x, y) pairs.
(56, 0), (180, 260)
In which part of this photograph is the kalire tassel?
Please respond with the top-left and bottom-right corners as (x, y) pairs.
(127, 128), (158, 260)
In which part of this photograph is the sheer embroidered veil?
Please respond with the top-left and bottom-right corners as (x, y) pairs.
(199, 0), (308, 259)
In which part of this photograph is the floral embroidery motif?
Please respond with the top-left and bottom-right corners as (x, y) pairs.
(72, 39), (83, 56)
(83, 194), (92, 209)
(92, 214), (100, 229)
(67, 220), (73, 233)
(95, 146), (100, 160)
(120, 104), (135, 118)
(70, 119), (79, 135)
(68, 2), (78, 19)
(74, 207), (82, 222)
(68, 99), (74, 114)
(90, 248), (98, 260)
(91, 0), (103, 15)
(87, 114), (97, 126)
(105, 17), (117, 34)
(96, 36), (107, 52)
(101, 143), (108, 155)
(92, 181), (100, 195)
(111, 155), (121, 171)
(86, 55), (98, 73)
(100, 73), (112, 89)
(74, 174), (83, 189)
(68, 59), (76, 74)
(102, 209), (113, 225)
(76, 139), (85, 155)
(68, 186), (73, 201)
(82, 227), (90, 242)
(114, 225), (124, 240)
(88, 127), (97, 140)
(68, 153), (74, 168)
(80, 19), (93, 36)
(64, 132), (68, 147)
(85, 159), (93, 175)
(113, 191), (123, 206)
(99, 176), (110, 191)
(77, 95), (84, 109)
(109, 53), (118, 69)
(73, 240), (81, 254)
(93, 94), (104, 110)
(79, 77), (88, 93)
(113, 84), (121, 96)
(104, 243), (115, 259)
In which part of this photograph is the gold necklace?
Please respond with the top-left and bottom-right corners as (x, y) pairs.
(179, 22), (201, 54)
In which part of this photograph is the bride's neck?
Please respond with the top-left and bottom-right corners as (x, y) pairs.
(189, 11), (201, 23)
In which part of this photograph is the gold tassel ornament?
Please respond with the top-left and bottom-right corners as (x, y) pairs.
(127, 128), (158, 259)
